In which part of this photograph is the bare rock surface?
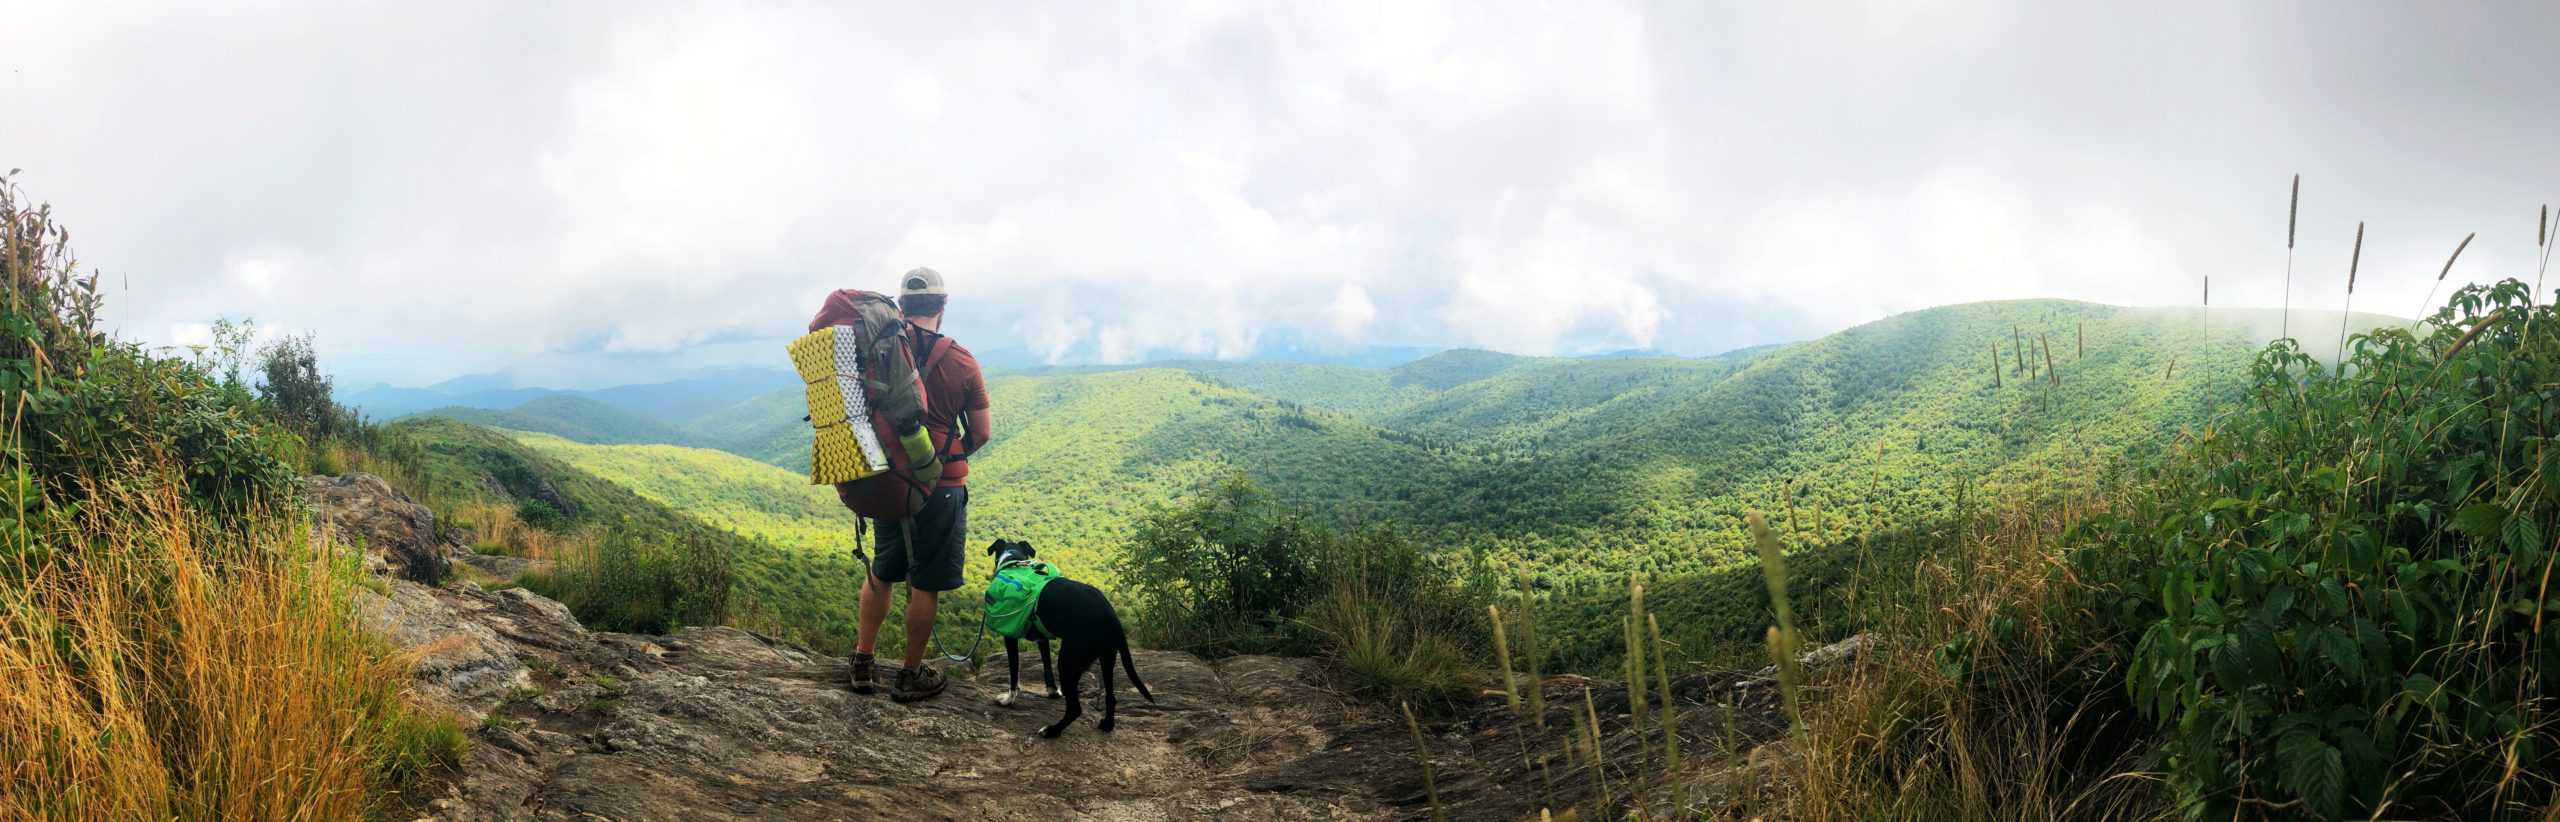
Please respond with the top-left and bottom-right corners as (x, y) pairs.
(369, 572), (1405, 821)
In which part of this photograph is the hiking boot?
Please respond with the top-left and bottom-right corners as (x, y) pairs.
(889, 664), (947, 703)
(848, 652), (878, 694)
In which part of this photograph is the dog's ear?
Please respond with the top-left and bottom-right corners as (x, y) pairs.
(984, 540), (1007, 557)
(1015, 541), (1036, 558)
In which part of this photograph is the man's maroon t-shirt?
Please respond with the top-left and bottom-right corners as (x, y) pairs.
(909, 328), (989, 488)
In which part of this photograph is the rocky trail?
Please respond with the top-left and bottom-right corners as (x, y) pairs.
(308, 474), (1835, 821)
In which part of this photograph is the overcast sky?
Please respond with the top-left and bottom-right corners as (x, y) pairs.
(2, 1), (2552, 388)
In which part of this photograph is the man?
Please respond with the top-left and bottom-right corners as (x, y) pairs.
(849, 267), (993, 702)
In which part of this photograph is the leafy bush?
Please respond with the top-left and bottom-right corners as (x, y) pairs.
(1117, 474), (1484, 703)
(1115, 474), (1331, 654)
(2105, 281), (2558, 818)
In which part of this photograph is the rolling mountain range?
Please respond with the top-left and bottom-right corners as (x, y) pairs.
(393, 298), (2407, 667)
(416, 300), (2406, 579)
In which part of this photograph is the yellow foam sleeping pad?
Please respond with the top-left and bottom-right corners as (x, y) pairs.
(789, 327), (891, 486)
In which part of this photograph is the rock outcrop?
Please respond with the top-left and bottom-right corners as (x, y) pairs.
(303, 473), (463, 583)
(320, 474), (1854, 820)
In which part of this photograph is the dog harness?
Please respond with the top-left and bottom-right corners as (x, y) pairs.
(985, 559), (1061, 640)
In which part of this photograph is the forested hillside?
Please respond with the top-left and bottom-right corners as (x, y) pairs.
(386, 417), (869, 652)
(435, 300), (2412, 672)
(425, 395), (697, 446)
(505, 300), (2408, 600)
(518, 370), (1464, 588)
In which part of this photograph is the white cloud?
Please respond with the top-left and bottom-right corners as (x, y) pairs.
(1, 1), (2550, 386)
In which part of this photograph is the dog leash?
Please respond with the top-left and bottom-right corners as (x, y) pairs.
(853, 519), (981, 667)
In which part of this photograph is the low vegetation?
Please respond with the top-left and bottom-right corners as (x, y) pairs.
(0, 174), (458, 818)
(1115, 475), (1487, 708)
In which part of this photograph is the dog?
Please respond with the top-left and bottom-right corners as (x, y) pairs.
(983, 539), (1152, 738)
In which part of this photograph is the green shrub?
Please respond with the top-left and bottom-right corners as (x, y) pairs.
(2106, 280), (2559, 818)
(1117, 475), (1484, 704)
(1303, 526), (1483, 707)
(1114, 474), (1329, 654)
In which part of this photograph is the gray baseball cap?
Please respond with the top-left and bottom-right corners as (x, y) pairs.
(900, 267), (947, 297)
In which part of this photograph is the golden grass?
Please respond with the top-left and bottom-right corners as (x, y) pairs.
(1767, 499), (2167, 822)
(0, 475), (458, 820)
(451, 499), (561, 559)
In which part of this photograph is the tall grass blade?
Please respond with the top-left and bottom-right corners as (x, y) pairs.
(2284, 174), (2299, 339)
(1748, 512), (1804, 736)
(1490, 605), (1520, 714)
(2539, 204), (2554, 305)
(1625, 576), (1647, 724)
(1649, 613), (1682, 815)
(1517, 573), (1545, 725)
(1402, 702), (1448, 822)
(2419, 232), (2475, 323)
(1581, 686), (1612, 811)
(2339, 221), (2364, 367)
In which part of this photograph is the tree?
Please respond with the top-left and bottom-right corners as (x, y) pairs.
(257, 333), (336, 441)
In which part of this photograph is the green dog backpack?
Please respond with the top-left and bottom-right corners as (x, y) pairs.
(791, 289), (945, 520)
(985, 561), (1061, 640)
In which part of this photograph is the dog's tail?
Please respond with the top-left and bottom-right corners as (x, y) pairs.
(1120, 644), (1154, 702)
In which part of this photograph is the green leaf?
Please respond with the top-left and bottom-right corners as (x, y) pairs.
(2453, 503), (2504, 540)
(2403, 673), (2444, 711)
(2318, 628), (2362, 676)
(2277, 730), (2346, 820)
(2504, 514), (2543, 562)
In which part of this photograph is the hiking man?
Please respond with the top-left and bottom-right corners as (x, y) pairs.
(849, 268), (992, 702)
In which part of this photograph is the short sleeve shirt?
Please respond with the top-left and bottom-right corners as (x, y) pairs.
(911, 328), (988, 487)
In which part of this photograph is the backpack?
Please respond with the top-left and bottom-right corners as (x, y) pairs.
(789, 289), (945, 520)
(984, 560), (1061, 639)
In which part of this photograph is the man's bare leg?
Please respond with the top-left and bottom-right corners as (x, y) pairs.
(855, 573), (892, 656)
(902, 588), (939, 670)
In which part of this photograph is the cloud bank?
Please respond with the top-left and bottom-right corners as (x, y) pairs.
(1, 1), (2551, 387)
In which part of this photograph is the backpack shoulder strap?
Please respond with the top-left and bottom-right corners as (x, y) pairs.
(920, 335), (953, 376)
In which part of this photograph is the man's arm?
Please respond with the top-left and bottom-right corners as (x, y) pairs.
(962, 407), (993, 455)
(956, 353), (993, 456)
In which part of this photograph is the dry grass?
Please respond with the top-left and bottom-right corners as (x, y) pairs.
(451, 499), (560, 558)
(1767, 499), (2168, 822)
(0, 473), (459, 820)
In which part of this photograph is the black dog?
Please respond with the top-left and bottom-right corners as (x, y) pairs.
(984, 539), (1152, 737)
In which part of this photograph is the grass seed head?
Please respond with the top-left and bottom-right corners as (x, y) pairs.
(2348, 221), (2365, 294)
(2288, 174), (2300, 249)
(2440, 232), (2475, 282)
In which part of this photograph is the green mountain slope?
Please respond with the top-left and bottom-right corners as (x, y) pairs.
(1387, 348), (1536, 390)
(454, 300), (2414, 674)
(682, 389), (811, 469)
(385, 417), (868, 652)
(509, 432), (850, 551)
(665, 301), (2402, 589)
(423, 395), (696, 446)
(1169, 361), (1430, 418)
(1380, 347), (1780, 448)
(1416, 301), (2408, 588)
(541, 369), (1454, 587)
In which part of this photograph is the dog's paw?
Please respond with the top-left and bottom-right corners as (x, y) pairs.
(994, 690), (1019, 707)
(1096, 717), (1115, 734)
(1041, 688), (1062, 700)
(1038, 724), (1067, 739)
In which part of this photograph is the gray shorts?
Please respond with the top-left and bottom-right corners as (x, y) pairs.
(870, 485), (967, 593)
